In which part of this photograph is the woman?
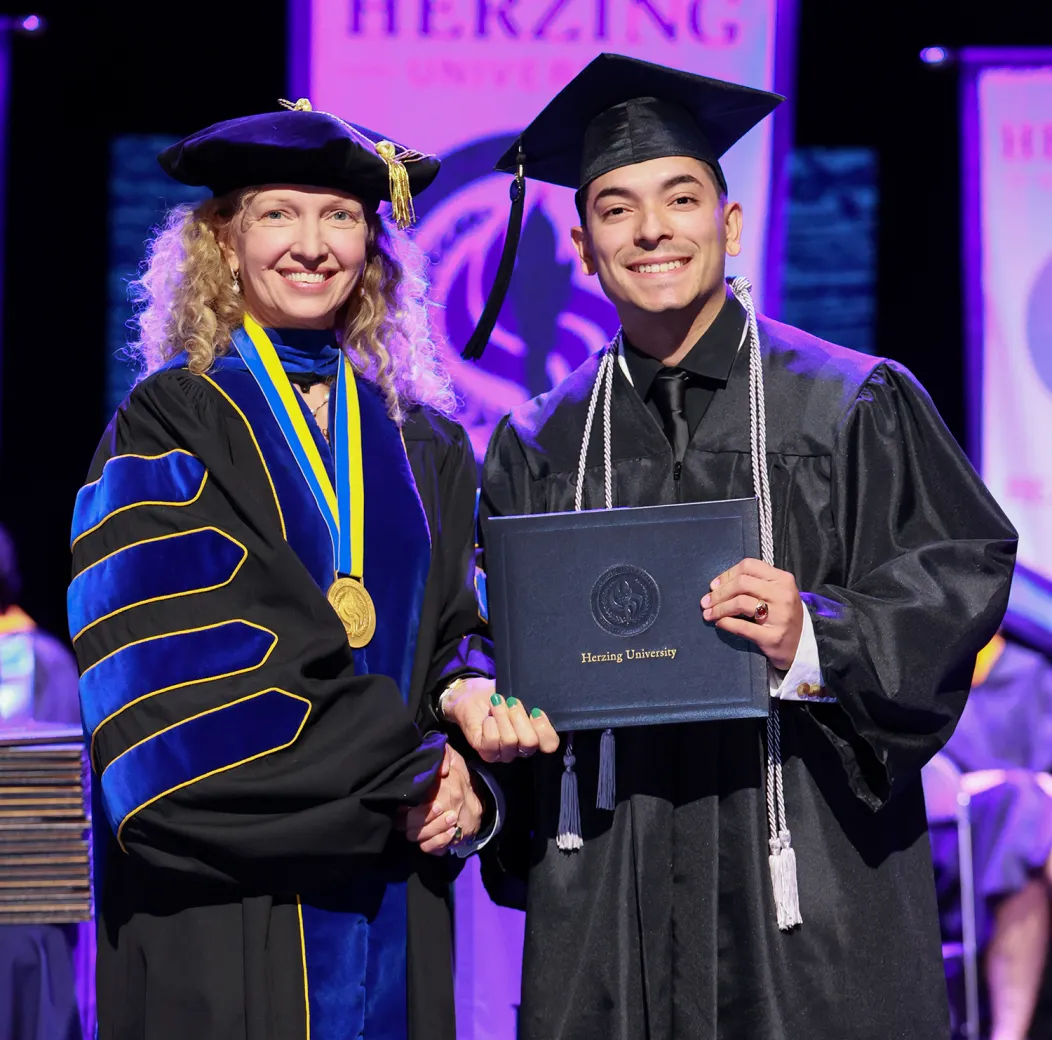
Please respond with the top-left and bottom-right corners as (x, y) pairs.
(67, 100), (495, 1040)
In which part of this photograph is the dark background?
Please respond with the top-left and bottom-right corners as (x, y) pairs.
(1, 0), (1051, 639)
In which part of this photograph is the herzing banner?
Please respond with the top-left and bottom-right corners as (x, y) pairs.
(295, 0), (782, 459)
(965, 58), (1052, 580)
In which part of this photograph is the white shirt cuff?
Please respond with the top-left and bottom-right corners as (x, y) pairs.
(769, 604), (834, 702)
(449, 763), (504, 858)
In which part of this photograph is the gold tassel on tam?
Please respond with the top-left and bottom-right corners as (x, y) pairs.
(274, 99), (424, 231)
(375, 140), (416, 230)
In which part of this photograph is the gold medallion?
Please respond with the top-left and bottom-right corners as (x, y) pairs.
(327, 576), (376, 649)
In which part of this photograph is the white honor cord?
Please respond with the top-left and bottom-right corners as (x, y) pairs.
(569, 277), (802, 929)
(574, 347), (616, 511)
(732, 275), (801, 931)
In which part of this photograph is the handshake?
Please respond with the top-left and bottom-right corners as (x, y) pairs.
(397, 677), (560, 856)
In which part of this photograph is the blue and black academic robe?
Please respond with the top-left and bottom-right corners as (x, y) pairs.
(67, 356), (492, 1040)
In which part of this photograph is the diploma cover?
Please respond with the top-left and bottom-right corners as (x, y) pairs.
(485, 498), (769, 730)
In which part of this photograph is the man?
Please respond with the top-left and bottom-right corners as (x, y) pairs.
(438, 54), (1018, 1039)
(931, 629), (1052, 1040)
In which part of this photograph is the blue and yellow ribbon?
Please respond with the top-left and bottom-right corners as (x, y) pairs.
(230, 316), (364, 584)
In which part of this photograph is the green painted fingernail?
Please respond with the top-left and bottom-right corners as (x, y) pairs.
(490, 693), (502, 706)
(531, 707), (542, 718)
(506, 697), (520, 708)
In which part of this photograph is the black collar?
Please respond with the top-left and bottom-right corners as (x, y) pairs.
(621, 286), (747, 400)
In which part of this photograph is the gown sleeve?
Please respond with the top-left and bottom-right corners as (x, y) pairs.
(803, 362), (1017, 809)
(69, 371), (445, 890)
(420, 418), (495, 710)
(471, 415), (544, 907)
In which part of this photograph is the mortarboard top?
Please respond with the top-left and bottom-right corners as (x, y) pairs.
(494, 53), (783, 196)
(461, 55), (783, 360)
(158, 100), (440, 229)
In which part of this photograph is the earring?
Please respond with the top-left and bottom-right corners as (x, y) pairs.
(232, 270), (240, 294)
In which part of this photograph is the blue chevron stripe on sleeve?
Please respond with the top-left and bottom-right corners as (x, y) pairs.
(71, 451), (208, 547)
(68, 528), (248, 642)
(80, 620), (278, 753)
(100, 688), (311, 848)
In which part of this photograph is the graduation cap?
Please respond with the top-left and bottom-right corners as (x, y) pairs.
(461, 54), (783, 360)
(158, 99), (440, 230)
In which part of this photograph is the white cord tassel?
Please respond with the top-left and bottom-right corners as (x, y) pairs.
(731, 275), (802, 931)
(556, 736), (583, 851)
(574, 350), (620, 823)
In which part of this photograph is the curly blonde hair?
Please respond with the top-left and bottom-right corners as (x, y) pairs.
(129, 192), (455, 420)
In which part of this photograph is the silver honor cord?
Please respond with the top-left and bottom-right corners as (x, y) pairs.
(732, 275), (802, 931)
(566, 278), (802, 929)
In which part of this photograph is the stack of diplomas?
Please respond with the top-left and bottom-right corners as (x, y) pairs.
(0, 724), (91, 925)
(486, 499), (770, 729)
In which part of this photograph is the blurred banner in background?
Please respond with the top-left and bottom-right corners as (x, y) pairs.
(292, 0), (789, 458)
(0, 33), (9, 454)
(962, 50), (1052, 639)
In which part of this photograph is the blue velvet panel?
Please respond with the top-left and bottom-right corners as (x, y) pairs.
(300, 877), (408, 1040)
(208, 363), (431, 1040)
(474, 490), (489, 622)
(67, 529), (247, 641)
(354, 380), (431, 700)
(207, 366), (334, 592)
(300, 903), (368, 1039)
(80, 620), (277, 738)
(294, 385), (428, 1040)
(99, 688), (309, 840)
(475, 567), (489, 623)
(362, 880), (409, 1040)
(71, 450), (207, 548)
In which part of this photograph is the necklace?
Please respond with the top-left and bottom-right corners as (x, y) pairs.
(294, 380), (333, 442)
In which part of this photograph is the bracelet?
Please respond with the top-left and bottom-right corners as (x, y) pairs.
(438, 676), (472, 720)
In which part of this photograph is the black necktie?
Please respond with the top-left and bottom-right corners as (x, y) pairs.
(651, 368), (690, 466)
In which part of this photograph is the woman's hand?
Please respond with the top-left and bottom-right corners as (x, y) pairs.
(397, 745), (485, 855)
(442, 677), (560, 764)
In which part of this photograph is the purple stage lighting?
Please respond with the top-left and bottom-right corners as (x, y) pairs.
(920, 46), (949, 65)
(0, 13), (45, 32)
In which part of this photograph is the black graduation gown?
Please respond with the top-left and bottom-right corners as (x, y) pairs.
(67, 358), (491, 1040)
(478, 316), (1017, 1040)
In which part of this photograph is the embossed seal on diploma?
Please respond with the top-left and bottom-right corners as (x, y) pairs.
(590, 565), (661, 637)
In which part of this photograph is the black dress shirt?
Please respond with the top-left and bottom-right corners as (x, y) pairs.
(621, 287), (747, 440)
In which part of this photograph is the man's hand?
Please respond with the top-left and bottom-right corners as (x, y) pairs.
(701, 558), (804, 671)
(442, 677), (560, 764)
(396, 745), (484, 855)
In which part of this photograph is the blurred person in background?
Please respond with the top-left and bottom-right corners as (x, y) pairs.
(0, 522), (83, 1040)
(933, 631), (1052, 1040)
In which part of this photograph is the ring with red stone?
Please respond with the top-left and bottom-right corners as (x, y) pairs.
(753, 601), (769, 622)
